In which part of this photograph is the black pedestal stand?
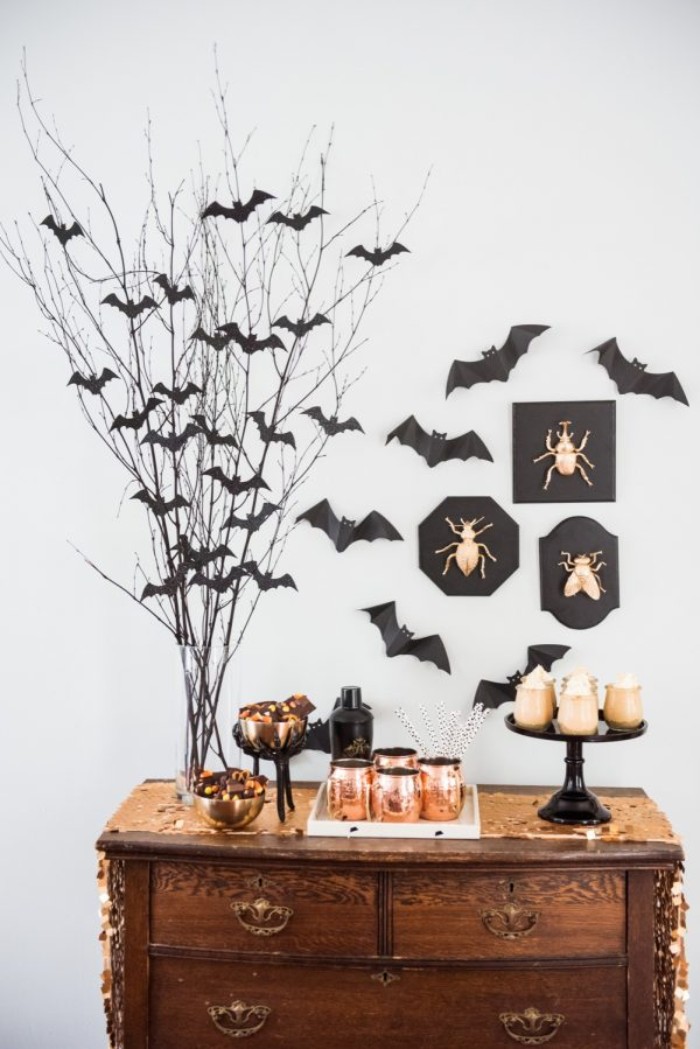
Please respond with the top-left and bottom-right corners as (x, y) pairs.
(505, 713), (647, 826)
(232, 723), (306, 822)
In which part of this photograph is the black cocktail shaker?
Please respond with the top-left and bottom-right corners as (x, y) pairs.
(329, 686), (374, 760)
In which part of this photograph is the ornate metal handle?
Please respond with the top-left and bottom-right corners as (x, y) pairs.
(480, 901), (540, 939)
(231, 896), (293, 937)
(208, 1000), (271, 1039)
(499, 1007), (564, 1044)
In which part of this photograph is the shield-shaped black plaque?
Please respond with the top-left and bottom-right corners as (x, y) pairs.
(539, 516), (620, 629)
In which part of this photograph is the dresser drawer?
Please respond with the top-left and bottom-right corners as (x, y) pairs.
(392, 868), (626, 960)
(151, 861), (377, 956)
(149, 955), (627, 1048)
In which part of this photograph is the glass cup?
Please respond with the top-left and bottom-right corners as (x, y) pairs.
(370, 766), (422, 822)
(419, 757), (465, 821)
(604, 684), (643, 730)
(557, 693), (599, 735)
(513, 684), (555, 731)
(372, 747), (419, 770)
(326, 759), (373, 821)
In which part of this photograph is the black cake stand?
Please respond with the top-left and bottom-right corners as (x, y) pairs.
(505, 713), (647, 825)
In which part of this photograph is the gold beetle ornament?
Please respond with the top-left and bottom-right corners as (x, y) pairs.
(436, 516), (497, 579)
(559, 550), (606, 600)
(533, 419), (595, 490)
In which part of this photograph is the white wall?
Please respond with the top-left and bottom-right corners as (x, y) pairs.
(1, 2), (698, 1045)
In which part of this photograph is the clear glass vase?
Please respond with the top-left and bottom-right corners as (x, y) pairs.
(175, 644), (240, 800)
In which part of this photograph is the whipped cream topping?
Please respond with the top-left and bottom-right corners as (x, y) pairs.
(613, 672), (640, 689)
(561, 668), (596, 697)
(520, 664), (554, 689)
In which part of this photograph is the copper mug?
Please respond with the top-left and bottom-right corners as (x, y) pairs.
(372, 747), (419, 770)
(327, 759), (373, 821)
(370, 766), (422, 822)
(419, 757), (465, 821)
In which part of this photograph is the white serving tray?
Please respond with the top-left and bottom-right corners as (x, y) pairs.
(306, 782), (480, 839)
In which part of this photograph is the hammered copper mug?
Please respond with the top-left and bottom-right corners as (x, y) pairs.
(372, 747), (419, 770)
(370, 766), (422, 822)
(326, 759), (373, 821)
(419, 757), (465, 821)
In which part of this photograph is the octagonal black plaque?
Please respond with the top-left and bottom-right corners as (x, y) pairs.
(419, 496), (519, 596)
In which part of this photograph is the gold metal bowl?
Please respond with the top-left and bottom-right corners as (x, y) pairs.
(193, 788), (266, 830)
(237, 716), (307, 752)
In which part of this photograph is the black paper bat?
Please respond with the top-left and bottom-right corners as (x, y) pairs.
(248, 565), (298, 591)
(131, 489), (190, 516)
(362, 601), (451, 674)
(201, 190), (275, 222)
(190, 414), (238, 448)
(303, 406), (364, 435)
(141, 567), (188, 600)
(110, 397), (163, 431)
(177, 536), (233, 569)
(304, 716), (332, 753)
(152, 381), (202, 404)
(386, 415), (493, 467)
(248, 411), (296, 449)
(154, 274), (195, 304)
(587, 337), (689, 406)
(267, 205), (328, 230)
(68, 368), (118, 395)
(140, 422), (201, 452)
(223, 501), (279, 530)
(102, 293), (159, 318)
(40, 214), (83, 245)
(297, 499), (403, 553)
(203, 467), (270, 495)
(472, 643), (570, 709)
(272, 313), (330, 338)
(345, 242), (409, 266)
(189, 326), (231, 352)
(446, 324), (550, 395)
(190, 563), (257, 592)
(216, 321), (286, 354)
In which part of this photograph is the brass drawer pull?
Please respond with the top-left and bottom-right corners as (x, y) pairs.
(499, 1007), (564, 1044)
(208, 999), (271, 1039)
(480, 901), (540, 939)
(231, 896), (293, 937)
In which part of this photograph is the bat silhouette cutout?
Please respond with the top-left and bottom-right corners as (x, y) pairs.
(101, 293), (159, 318)
(68, 368), (118, 395)
(345, 242), (409, 266)
(190, 563), (257, 592)
(189, 326), (231, 352)
(131, 489), (190, 516)
(297, 499), (403, 552)
(386, 415), (493, 467)
(446, 324), (550, 396)
(303, 406), (364, 435)
(154, 274), (195, 304)
(141, 567), (188, 600)
(177, 536), (233, 569)
(190, 414), (238, 448)
(267, 205), (328, 230)
(110, 397), (163, 431)
(248, 411), (296, 449)
(472, 643), (570, 709)
(201, 190), (275, 223)
(216, 321), (286, 355)
(40, 214), (83, 245)
(140, 422), (201, 452)
(304, 717), (332, 753)
(152, 381), (202, 404)
(203, 467), (270, 496)
(248, 564), (298, 591)
(223, 501), (279, 530)
(272, 313), (330, 338)
(587, 337), (689, 406)
(362, 601), (451, 674)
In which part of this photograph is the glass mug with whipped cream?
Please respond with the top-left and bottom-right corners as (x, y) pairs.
(557, 667), (599, 735)
(513, 664), (556, 731)
(603, 673), (643, 730)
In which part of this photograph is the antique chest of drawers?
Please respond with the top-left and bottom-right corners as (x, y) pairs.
(97, 783), (685, 1048)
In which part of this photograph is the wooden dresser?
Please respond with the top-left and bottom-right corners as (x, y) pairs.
(96, 783), (686, 1048)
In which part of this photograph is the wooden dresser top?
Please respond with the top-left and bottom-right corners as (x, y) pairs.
(97, 781), (683, 868)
